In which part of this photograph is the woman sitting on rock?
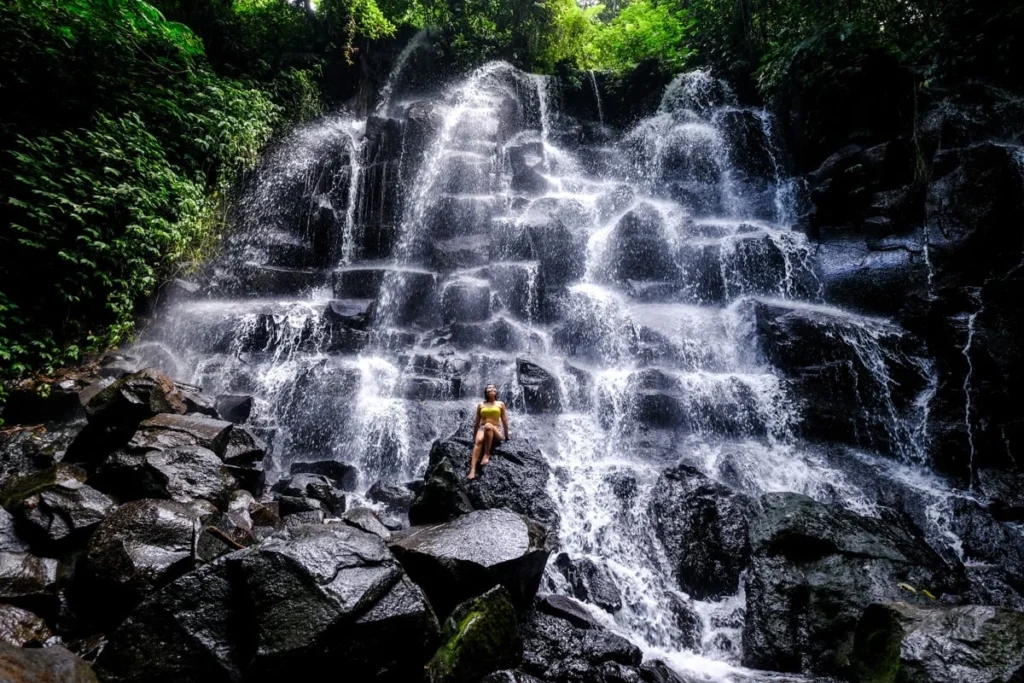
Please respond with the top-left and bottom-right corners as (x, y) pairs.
(469, 384), (509, 480)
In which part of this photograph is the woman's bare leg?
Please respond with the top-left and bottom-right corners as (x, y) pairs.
(481, 425), (496, 465)
(470, 429), (485, 479)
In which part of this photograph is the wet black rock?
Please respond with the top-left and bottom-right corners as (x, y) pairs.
(639, 660), (689, 683)
(410, 438), (560, 536)
(0, 507), (58, 610)
(324, 298), (373, 330)
(272, 473), (347, 516)
(741, 492), (964, 676)
(100, 521), (441, 682)
(240, 523), (439, 680)
(553, 553), (622, 613)
(368, 480), (417, 513)
(520, 198), (591, 287)
(288, 459), (358, 491)
(389, 508), (550, 620)
(222, 425), (266, 469)
(977, 468), (1024, 522)
(427, 585), (522, 683)
(341, 507), (392, 541)
(0, 464), (114, 549)
(537, 594), (601, 630)
(442, 281), (492, 325)
(648, 464), (750, 600)
(94, 557), (255, 682)
(215, 394), (253, 424)
(409, 456), (475, 524)
(481, 671), (546, 683)
(751, 299), (929, 456)
(129, 413), (234, 459)
(83, 499), (199, 619)
(97, 445), (238, 506)
(605, 204), (680, 283)
(519, 610), (642, 683)
(848, 602), (1024, 683)
(0, 425), (77, 490)
(85, 369), (187, 426)
(0, 642), (99, 682)
(0, 603), (51, 646)
(517, 358), (562, 413)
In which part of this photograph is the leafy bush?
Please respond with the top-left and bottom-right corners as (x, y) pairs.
(590, 0), (693, 71)
(0, 0), (281, 374)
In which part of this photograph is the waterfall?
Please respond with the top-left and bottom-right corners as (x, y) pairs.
(374, 30), (428, 117)
(131, 62), (972, 680)
(588, 70), (605, 124)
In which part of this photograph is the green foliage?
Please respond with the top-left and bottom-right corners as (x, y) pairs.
(0, 0), (281, 375)
(590, 0), (693, 71)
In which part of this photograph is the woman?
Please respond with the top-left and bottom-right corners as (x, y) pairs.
(469, 383), (509, 480)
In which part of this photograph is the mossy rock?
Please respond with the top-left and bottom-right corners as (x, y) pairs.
(427, 585), (522, 683)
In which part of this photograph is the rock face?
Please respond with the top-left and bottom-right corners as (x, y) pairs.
(848, 602), (1024, 683)
(410, 438), (559, 536)
(0, 464), (113, 548)
(0, 643), (99, 682)
(97, 524), (440, 682)
(741, 492), (964, 676)
(649, 465), (750, 600)
(751, 299), (930, 458)
(427, 586), (522, 683)
(389, 509), (550, 620)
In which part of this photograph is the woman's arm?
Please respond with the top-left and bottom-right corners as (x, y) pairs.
(473, 403), (481, 435)
(500, 402), (510, 440)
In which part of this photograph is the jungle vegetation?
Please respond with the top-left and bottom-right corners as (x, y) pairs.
(0, 0), (1020, 377)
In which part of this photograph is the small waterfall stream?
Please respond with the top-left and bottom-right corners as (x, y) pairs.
(131, 52), (1002, 680)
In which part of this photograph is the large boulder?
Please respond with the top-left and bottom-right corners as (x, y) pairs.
(94, 557), (255, 682)
(648, 465), (750, 600)
(128, 413), (234, 458)
(97, 446), (238, 506)
(97, 524), (440, 682)
(85, 369), (187, 426)
(389, 509), (550, 620)
(409, 438), (559, 536)
(741, 492), (964, 676)
(0, 464), (114, 549)
(519, 610), (642, 683)
(240, 524), (439, 679)
(272, 473), (347, 517)
(847, 602), (1024, 683)
(83, 499), (199, 620)
(427, 585), (522, 683)
(0, 642), (99, 682)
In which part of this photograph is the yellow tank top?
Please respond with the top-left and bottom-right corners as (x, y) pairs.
(480, 403), (501, 419)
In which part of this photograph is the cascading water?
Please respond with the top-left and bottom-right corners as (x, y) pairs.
(131, 49), (994, 680)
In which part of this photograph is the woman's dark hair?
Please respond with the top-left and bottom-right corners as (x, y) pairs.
(483, 384), (498, 399)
